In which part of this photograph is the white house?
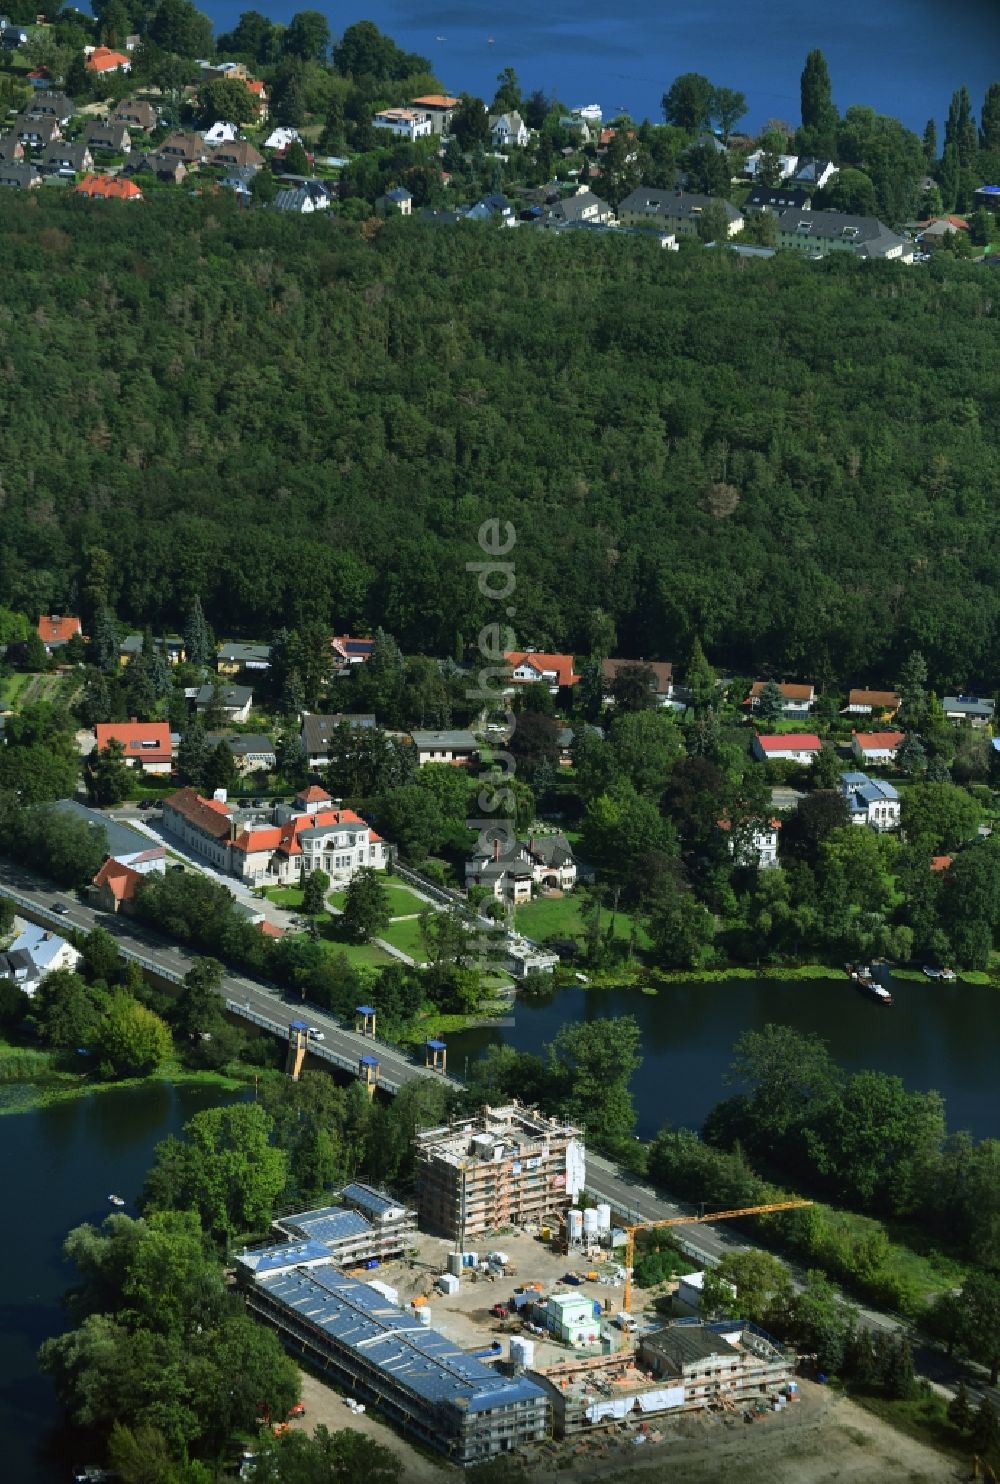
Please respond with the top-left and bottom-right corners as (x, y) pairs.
(202, 120), (238, 144)
(372, 108), (432, 141)
(718, 817), (780, 869)
(840, 772), (900, 831)
(752, 733), (822, 765)
(504, 650), (580, 692)
(845, 688), (900, 717)
(850, 730), (904, 765)
(746, 681), (815, 715)
(1, 921), (81, 995)
(466, 832), (578, 902)
(489, 111), (528, 148)
(744, 149), (798, 180)
(264, 126), (300, 150)
(410, 730), (478, 767)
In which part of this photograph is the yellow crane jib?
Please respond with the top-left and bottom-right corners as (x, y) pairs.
(622, 1199), (814, 1314)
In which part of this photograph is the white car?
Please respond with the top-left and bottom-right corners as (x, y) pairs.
(306, 1026), (325, 1041)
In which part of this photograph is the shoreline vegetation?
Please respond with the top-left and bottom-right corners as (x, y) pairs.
(553, 962), (996, 990)
(0, 1049), (253, 1116)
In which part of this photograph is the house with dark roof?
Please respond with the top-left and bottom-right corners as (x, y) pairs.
(942, 694), (996, 726)
(331, 635), (374, 668)
(538, 188), (613, 228)
(840, 772), (900, 831)
(466, 831), (577, 902)
(206, 732), (277, 773)
(161, 787), (234, 870)
(773, 207), (911, 260)
(375, 185), (412, 216)
(0, 160), (40, 188)
(51, 799), (166, 872)
(158, 131), (205, 166)
(745, 183), (810, 214)
(0, 132), (24, 161)
(217, 641), (271, 675)
(83, 120), (131, 155)
(601, 657), (674, 706)
(123, 151), (187, 184)
(793, 156), (838, 188)
(618, 187), (744, 238)
(195, 683), (253, 722)
(15, 113), (60, 148)
(24, 91), (72, 123)
(209, 140), (263, 171)
(42, 140), (93, 176)
(300, 712), (377, 769)
(112, 99), (157, 133)
(638, 1321), (790, 1409)
(410, 730), (478, 767)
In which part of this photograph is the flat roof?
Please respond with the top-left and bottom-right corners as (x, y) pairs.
(49, 799), (163, 860)
(282, 1207), (372, 1245)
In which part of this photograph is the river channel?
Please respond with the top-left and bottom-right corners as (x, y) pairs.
(0, 1082), (245, 1484)
(448, 974), (1000, 1142)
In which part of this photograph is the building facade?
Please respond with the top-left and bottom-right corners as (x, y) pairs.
(413, 1104), (585, 1244)
(637, 1321), (791, 1411)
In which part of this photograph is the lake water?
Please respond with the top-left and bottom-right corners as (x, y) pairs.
(447, 974), (1000, 1141)
(209, 0), (1000, 134)
(0, 1082), (244, 1484)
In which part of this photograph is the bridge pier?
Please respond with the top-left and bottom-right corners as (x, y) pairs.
(286, 1020), (309, 1080)
(355, 1004), (377, 1037)
(360, 1053), (380, 1099)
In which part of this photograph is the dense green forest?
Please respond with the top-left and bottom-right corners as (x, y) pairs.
(1, 195), (998, 683)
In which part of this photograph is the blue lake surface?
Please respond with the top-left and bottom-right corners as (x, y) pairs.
(208, 0), (1000, 134)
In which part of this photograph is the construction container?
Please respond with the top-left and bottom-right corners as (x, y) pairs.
(585, 1271), (599, 1282)
(510, 1336), (535, 1369)
(447, 1252), (464, 1277)
(411, 1294), (428, 1307)
(417, 1305), (432, 1326)
(436, 1272), (460, 1295)
(583, 1208), (599, 1239)
(462, 1251), (479, 1268)
(595, 1203), (612, 1232)
(541, 1226), (551, 1242)
(487, 1251), (510, 1267)
(567, 1209), (584, 1244)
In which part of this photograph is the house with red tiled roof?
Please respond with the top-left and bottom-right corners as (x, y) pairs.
(95, 721), (173, 774)
(75, 173), (142, 201)
(92, 857), (143, 913)
(745, 681), (815, 716)
(752, 733), (822, 765)
(85, 45), (131, 74)
(504, 651), (580, 692)
(246, 78), (268, 118)
(162, 786), (233, 870)
(37, 614), (82, 650)
(850, 730), (905, 765)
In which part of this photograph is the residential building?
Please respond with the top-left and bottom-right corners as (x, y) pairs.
(124, 151), (187, 185)
(752, 733), (822, 765)
(373, 108), (433, 141)
(118, 634), (185, 666)
(219, 165), (255, 196)
(75, 174), (142, 201)
(462, 192), (516, 225)
(283, 805), (386, 886)
(413, 1103), (585, 1244)
(243, 1260), (549, 1463)
(601, 657), (673, 706)
(718, 816), (780, 869)
(745, 183), (810, 213)
(617, 187), (744, 238)
(161, 787), (233, 871)
(216, 642), (271, 675)
(23, 91), (73, 123)
(845, 688), (900, 717)
(942, 694), (996, 726)
(466, 832), (577, 902)
(0, 20), (28, 48)
(272, 185), (323, 214)
(504, 650), (580, 692)
(638, 1320), (791, 1409)
(490, 110), (528, 148)
(195, 683), (253, 722)
(264, 126), (300, 151)
(86, 45), (131, 74)
(206, 732), (276, 773)
(0, 133), (25, 161)
(0, 160), (40, 187)
(773, 208), (911, 260)
(37, 614), (82, 650)
(15, 113), (60, 148)
(840, 772), (901, 831)
(158, 131), (205, 166)
(851, 730), (904, 765)
(202, 120), (238, 144)
(743, 149), (798, 180)
(535, 1350), (698, 1436)
(209, 140), (263, 171)
(42, 140), (93, 175)
(332, 634), (374, 668)
(52, 799), (166, 873)
(300, 712), (376, 770)
(95, 721), (174, 774)
(112, 100), (157, 133)
(272, 1183), (417, 1264)
(2, 922), (81, 994)
(410, 94), (460, 134)
(793, 157), (838, 188)
(375, 186), (412, 216)
(746, 681), (815, 715)
(246, 79), (269, 119)
(539, 188), (614, 227)
(505, 938), (559, 977)
(92, 857), (144, 913)
(83, 121), (131, 154)
(410, 729), (478, 767)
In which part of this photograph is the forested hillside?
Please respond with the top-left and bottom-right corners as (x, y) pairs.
(2, 195), (998, 683)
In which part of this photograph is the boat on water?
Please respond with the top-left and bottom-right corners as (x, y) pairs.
(923, 965), (956, 981)
(845, 963), (893, 1006)
(107, 1194), (125, 1207)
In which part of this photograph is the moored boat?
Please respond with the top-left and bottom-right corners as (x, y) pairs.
(845, 963), (893, 1005)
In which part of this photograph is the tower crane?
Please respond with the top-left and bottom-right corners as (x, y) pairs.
(621, 1201), (813, 1313)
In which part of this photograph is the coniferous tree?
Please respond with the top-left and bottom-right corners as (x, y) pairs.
(183, 595), (213, 668)
(982, 83), (1000, 150)
(178, 720), (212, 789)
(922, 117), (937, 165)
(948, 1379), (973, 1431)
(90, 607), (119, 674)
(800, 49), (837, 138)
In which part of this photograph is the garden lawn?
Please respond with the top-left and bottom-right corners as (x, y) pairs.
(314, 916), (393, 967)
(263, 886), (305, 909)
(515, 894), (651, 949)
(328, 881), (428, 918)
(378, 917), (428, 961)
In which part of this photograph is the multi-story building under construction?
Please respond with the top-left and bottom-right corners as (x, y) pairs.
(413, 1102), (585, 1244)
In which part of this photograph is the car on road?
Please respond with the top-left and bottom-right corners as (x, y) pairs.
(137, 799), (154, 809)
(52, 902), (70, 915)
(306, 1026), (325, 1041)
